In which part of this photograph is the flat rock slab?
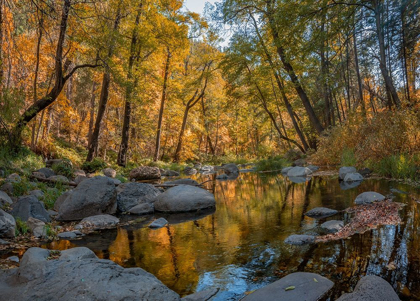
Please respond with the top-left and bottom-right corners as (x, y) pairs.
(182, 288), (219, 301)
(320, 220), (344, 233)
(336, 275), (399, 301)
(355, 192), (386, 205)
(284, 235), (316, 245)
(149, 217), (168, 229)
(242, 272), (334, 301)
(305, 207), (338, 218)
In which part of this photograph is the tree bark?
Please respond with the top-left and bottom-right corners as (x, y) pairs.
(353, 26), (366, 115)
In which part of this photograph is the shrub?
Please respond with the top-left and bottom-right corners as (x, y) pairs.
(15, 217), (29, 236)
(370, 153), (419, 180)
(82, 158), (107, 173)
(341, 148), (357, 167)
(256, 156), (289, 171)
(51, 160), (74, 178)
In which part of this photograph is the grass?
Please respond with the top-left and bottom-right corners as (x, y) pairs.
(341, 148), (357, 167)
(0, 147), (44, 177)
(15, 217), (29, 236)
(370, 153), (419, 180)
(256, 156), (290, 172)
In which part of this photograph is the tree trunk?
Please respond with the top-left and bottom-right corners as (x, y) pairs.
(353, 26), (366, 115)
(87, 81), (97, 146)
(153, 48), (171, 162)
(86, 4), (122, 162)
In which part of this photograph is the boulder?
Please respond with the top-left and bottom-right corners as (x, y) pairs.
(78, 215), (119, 230)
(339, 166), (357, 180)
(242, 272), (333, 301)
(29, 190), (44, 198)
(32, 171), (46, 179)
(11, 195), (50, 222)
(182, 288), (219, 301)
(54, 190), (72, 212)
(20, 247), (50, 266)
(165, 179), (199, 186)
(307, 165), (320, 172)
(154, 185), (216, 213)
(305, 207), (338, 218)
(59, 247), (97, 261)
(284, 235), (316, 245)
(336, 275), (399, 301)
(281, 167), (293, 175)
(184, 167), (197, 175)
(355, 192), (386, 205)
(1, 182), (14, 194)
(340, 181), (362, 190)
(48, 175), (69, 184)
(200, 165), (214, 172)
(0, 209), (16, 238)
(26, 217), (46, 238)
(0, 191), (12, 208)
(58, 231), (77, 239)
(74, 175), (87, 185)
(36, 168), (55, 178)
(222, 163), (239, 175)
(0, 247), (181, 301)
(128, 203), (154, 215)
(116, 182), (161, 213)
(293, 158), (307, 167)
(161, 169), (180, 177)
(102, 168), (117, 178)
(129, 166), (161, 181)
(149, 217), (168, 229)
(320, 220), (344, 233)
(73, 169), (86, 177)
(344, 172), (364, 182)
(216, 174), (228, 180)
(57, 176), (117, 221)
(288, 177), (311, 184)
(287, 167), (313, 178)
(6, 173), (21, 183)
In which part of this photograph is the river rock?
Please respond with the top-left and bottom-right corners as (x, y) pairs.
(284, 235), (316, 245)
(0, 238), (10, 245)
(165, 179), (199, 186)
(57, 176), (117, 221)
(344, 172), (364, 182)
(116, 182), (161, 213)
(321, 220), (344, 233)
(0, 191), (12, 208)
(149, 217), (168, 229)
(243, 272), (333, 301)
(281, 167), (293, 175)
(128, 203), (154, 215)
(102, 168), (117, 178)
(58, 231), (77, 239)
(6, 173), (21, 183)
(354, 192), (386, 205)
(339, 166), (357, 180)
(7, 256), (19, 263)
(184, 167), (197, 175)
(0, 209), (15, 238)
(59, 247), (97, 261)
(130, 166), (161, 181)
(293, 158), (307, 167)
(0, 247), (181, 301)
(307, 165), (320, 172)
(160, 169), (180, 177)
(154, 185), (216, 213)
(27, 217), (46, 238)
(11, 195), (50, 222)
(200, 165), (214, 172)
(73, 169), (86, 177)
(340, 181), (362, 190)
(305, 207), (338, 218)
(53, 190), (72, 212)
(36, 168), (55, 178)
(182, 288), (219, 301)
(78, 214), (119, 230)
(336, 275), (399, 301)
(222, 163), (239, 175)
(287, 167), (313, 178)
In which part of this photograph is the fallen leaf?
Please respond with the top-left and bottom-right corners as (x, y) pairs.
(285, 286), (295, 291)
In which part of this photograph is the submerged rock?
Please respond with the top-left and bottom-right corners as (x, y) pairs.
(288, 176), (311, 184)
(337, 275), (399, 301)
(339, 166), (357, 180)
(149, 217), (168, 229)
(116, 182), (161, 213)
(354, 192), (386, 205)
(242, 272), (333, 301)
(154, 185), (216, 213)
(0, 247), (181, 301)
(284, 234), (316, 245)
(320, 220), (344, 233)
(305, 207), (338, 218)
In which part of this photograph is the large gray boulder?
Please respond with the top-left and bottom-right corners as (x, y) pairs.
(0, 191), (12, 208)
(154, 185), (216, 213)
(355, 192), (386, 205)
(165, 179), (199, 186)
(287, 167), (313, 178)
(11, 195), (50, 222)
(116, 182), (161, 213)
(339, 166), (357, 180)
(129, 166), (161, 181)
(344, 172), (364, 182)
(336, 275), (399, 301)
(0, 209), (15, 238)
(57, 176), (117, 221)
(242, 272), (334, 301)
(54, 190), (72, 212)
(222, 163), (239, 175)
(0, 247), (180, 301)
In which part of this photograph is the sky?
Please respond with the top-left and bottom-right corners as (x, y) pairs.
(184, 0), (217, 15)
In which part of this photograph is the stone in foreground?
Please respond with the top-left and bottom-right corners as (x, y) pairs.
(154, 185), (216, 213)
(116, 182), (161, 213)
(242, 272), (333, 301)
(149, 217), (168, 229)
(320, 220), (344, 233)
(284, 234), (316, 245)
(287, 167), (313, 178)
(57, 176), (117, 221)
(305, 207), (338, 218)
(182, 288), (219, 301)
(130, 166), (161, 181)
(339, 166), (357, 180)
(355, 192), (386, 205)
(0, 247), (180, 301)
(336, 275), (399, 301)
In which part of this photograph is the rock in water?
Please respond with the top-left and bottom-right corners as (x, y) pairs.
(354, 192), (386, 205)
(0, 209), (16, 238)
(320, 220), (344, 233)
(281, 167), (293, 175)
(154, 185), (216, 213)
(11, 195), (51, 223)
(57, 176), (117, 221)
(129, 166), (161, 181)
(184, 167), (197, 175)
(222, 163), (239, 175)
(336, 275), (399, 301)
(344, 172), (364, 182)
(0, 247), (180, 301)
(284, 235), (316, 245)
(339, 166), (357, 180)
(149, 217), (168, 229)
(182, 288), (219, 301)
(77, 214), (119, 230)
(242, 272), (333, 301)
(287, 167), (313, 178)
(116, 182), (161, 213)
(305, 207), (338, 218)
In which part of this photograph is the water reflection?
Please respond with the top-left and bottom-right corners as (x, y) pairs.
(45, 173), (419, 300)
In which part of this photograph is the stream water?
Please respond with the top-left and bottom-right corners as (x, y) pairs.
(42, 172), (419, 300)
